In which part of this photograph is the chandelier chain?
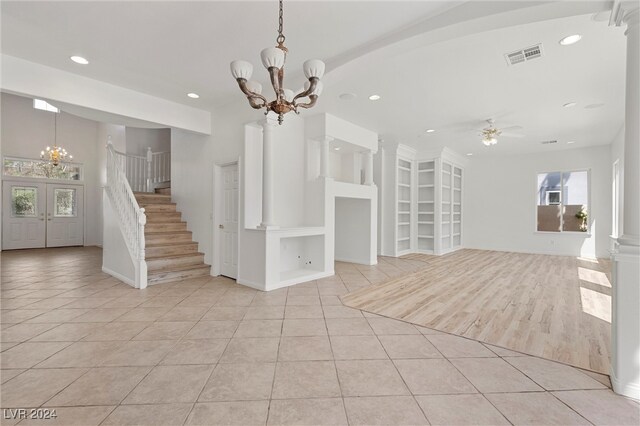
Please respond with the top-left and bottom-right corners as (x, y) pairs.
(277, 0), (285, 45)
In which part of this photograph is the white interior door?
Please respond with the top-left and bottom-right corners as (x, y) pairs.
(220, 164), (239, 279)
(46, 183), (84, 247)
(2, 181), (47, 249)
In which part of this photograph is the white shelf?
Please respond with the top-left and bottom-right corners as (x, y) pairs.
(397, 237), (410, 242)
(418, 235), (434, 238)
(418, 184), (434, 188)
(453, 233), (461, 237)
(398, 166), (411, 171)
(398, 200), (411, 204)
(418, 221), (434, 224)
(418, 169), (435, 173)
(398, 222), (410, 226)
(398, 183), (411, 188)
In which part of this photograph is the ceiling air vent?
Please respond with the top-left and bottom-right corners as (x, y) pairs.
(541, 140), (558, 145)
(505, 44), (543, 66)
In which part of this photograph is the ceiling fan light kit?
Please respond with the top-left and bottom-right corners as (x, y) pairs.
(230, 0), (325, 124)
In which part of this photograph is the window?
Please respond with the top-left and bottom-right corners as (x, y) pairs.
(11, 187), (38, 217)
(33, 99), (59, 113)
(537, 170), (589, 233)
(3, 157), (82, 181)
(54, 188), (77, 217)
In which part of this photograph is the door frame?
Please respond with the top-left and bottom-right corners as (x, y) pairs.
(212, 158), (241, 277)
(1, 177), (86, 250)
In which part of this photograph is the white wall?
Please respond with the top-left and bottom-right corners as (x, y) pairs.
(170, 128), (214, 265)
(335, 197), (372, 264)
(465, 145), (612, 258)
(125, 127), (171, 156)
(1, 93), (103, 246)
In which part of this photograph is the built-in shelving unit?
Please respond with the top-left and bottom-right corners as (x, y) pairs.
(417, 160), (435, 252)
(440, 162), (463, 253)
(397, 158), (412, 254)
(380, 145), (465, 258)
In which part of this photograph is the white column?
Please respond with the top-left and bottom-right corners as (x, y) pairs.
(611, 3), (640, 400)
(259, 118), (278, 229)
(319, 136), (332, 179)
(364, 150), (374, 186)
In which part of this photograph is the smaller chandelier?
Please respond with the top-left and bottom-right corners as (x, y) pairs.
(40, 112), (72, 166)
(230, 0), (325, 125)
(481, 123), (501, 146)
(41, 145), (72, 166)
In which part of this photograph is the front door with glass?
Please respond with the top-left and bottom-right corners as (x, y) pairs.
(2, 182), (47, 249)
(2, 181), (84, 249)
(46, 184), (84, 247)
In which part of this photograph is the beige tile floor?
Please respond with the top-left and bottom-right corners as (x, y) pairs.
(1, 247), (638, 425)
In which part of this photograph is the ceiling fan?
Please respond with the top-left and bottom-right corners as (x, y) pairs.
(480, 119), (524, 146)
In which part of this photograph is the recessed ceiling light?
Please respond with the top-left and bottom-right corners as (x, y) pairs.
(334, 147), (341, 151)
(563, 102), (577, 108)
(70, 56), (89, 65)
(559, 34), (582, 46)
(425, 129), (435, 133)
(466, 153), (473, 156)
(187, 93), (200, 99)
(368, 95), (381, 101)
(339, 93), (357, 101)
(567, 141), (576, 144)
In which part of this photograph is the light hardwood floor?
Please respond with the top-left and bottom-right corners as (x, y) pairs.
(342, 249), (612, 374)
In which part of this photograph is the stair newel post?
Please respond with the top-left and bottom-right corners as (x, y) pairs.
(146, 147), (153, 193)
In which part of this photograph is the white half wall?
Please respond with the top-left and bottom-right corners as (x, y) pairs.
(102, 192), (135, 285)
(465, 145), (612, 258)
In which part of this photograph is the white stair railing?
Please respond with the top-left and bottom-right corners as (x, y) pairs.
(105, 137), (148, 289)
(111, 147), (170, 193)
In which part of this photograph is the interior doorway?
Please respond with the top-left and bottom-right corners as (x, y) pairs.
(218, 163), (239, 279)
(2, 181), (84, 249)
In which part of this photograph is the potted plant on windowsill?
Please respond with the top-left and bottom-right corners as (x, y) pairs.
(575, 206), (588, 232)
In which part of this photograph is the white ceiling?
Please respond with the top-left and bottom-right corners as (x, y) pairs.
(0, 0), (454, 109)
(1, 1), (626, 155)
(315, 12), (627, 155)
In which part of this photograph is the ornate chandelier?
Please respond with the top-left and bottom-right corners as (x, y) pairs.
(41, 112), (72, 166)
(230, 0), (325, 125)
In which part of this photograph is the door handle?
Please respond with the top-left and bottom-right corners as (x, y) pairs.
(219, 224), (224, 229)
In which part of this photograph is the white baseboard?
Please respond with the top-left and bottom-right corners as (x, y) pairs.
(610, 367), (640, 400)
(102, 266), (135, 287)
(236, 278), (265, 291)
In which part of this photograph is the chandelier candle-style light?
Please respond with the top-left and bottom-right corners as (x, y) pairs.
(230, 0), (325, 125)
(41, 112), (72, 166)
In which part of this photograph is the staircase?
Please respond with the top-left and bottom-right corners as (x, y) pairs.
(135, 188), (211, 285)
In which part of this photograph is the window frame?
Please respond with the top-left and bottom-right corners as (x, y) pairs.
(2, 156), (84, 183)
(535, 168), (591, 235)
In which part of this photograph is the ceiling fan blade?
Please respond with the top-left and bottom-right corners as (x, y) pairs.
(500, 132), (525, 138)
(500, 125), (523, 132)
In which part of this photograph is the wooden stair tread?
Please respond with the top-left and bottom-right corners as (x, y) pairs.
(145, 231), (191, 236)
(146, 242), (197, 248)
(148, 263), (211, 275)
(146, 252), (204, 260)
